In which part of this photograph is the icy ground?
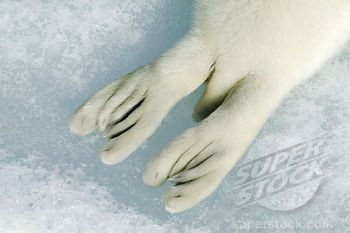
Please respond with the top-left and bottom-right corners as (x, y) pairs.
(0, 1), (349, 232)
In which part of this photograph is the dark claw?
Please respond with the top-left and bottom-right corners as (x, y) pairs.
(108, 122), (137, 140)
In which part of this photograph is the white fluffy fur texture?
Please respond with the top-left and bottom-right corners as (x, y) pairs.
(70, 0), (350, 213)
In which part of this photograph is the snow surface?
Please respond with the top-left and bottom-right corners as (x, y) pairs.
(0, 0), (349, 232)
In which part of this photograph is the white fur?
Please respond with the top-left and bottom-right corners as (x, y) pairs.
(70, 0), (350, 213)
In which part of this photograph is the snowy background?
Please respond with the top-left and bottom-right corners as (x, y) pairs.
(0, 1), (349, 232)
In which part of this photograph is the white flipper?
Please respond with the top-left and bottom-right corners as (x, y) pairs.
(70, 33), (214, 164)
(144, 72), (347, 212)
